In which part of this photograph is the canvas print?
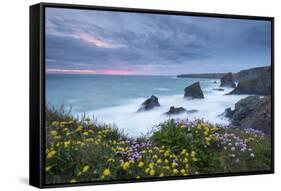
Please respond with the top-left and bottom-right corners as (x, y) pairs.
(45, 7), (272, 184)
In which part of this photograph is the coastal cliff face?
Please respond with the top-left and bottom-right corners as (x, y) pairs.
(224, 96), (271, 134)
(229, 76), (271, 96)
(177, 66), (271, 82)
(230, 66), (271, 96)
(234, 66), (271, 82)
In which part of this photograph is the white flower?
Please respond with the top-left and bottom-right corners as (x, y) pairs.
(250, 153), (255, 158)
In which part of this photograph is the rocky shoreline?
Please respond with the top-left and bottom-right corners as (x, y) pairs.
(137, 65), (272, 134)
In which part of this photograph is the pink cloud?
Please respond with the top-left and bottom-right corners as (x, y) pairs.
(46, 68), (138, 75)
(72, 32), (125, 48)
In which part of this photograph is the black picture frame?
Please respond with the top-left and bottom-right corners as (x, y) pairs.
(30, 2), (275, 188)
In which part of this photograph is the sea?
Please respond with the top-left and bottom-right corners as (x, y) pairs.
(46, 74), (247, 137)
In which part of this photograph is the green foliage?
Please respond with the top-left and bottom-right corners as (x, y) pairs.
(45, 106), (271, 184)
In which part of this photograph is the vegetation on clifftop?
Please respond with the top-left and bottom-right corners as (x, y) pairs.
(45, 106), (271, 184)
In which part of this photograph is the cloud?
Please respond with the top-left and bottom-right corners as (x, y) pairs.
(45, 8), (271, 75)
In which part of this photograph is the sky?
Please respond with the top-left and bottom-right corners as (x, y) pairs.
(45, 8), (271, 75)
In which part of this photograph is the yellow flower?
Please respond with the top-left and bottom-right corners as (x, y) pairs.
(50, 130), (57, 136)
(47, 150), (57, 159)
(172, 162), (177, 168)
(122, 162), (130, 170)
(159, 173), (165, 177)
(107, 158), (115, 163)
(156, 159), (162, 164)
(56, 142), (61, 147)
(129, 159), (135, 164)
(164, 159), (169, 164)
(152, 155), (158, 159)
(138, 161), (144, 168)
(145, 168), (150, 174)
(103, 168), (111, 177)
(82, 165), (90, 173)
(150, 169), (156, 176)
(149, 162), (154, 168)
(183, 158), (189, 163)
(64, 140), (71, 148)
(164, 151), (170, 157)
(45, 166), (52, 172)
(53, 135), (61, 139)
(173, 169), (179, 175)
(136, 176), (141, 179)
(180, 169), (186, 174)
(70, 179), (77, 183)
(181, 149), (187, 155)
(192, 157), (198, 162)
(51, 121), (58, 126)
(86, 138), (94, 142)
(164, 166), (170, 170)
(185, 163), (189, 169)
(83, 131), (89, 136)
(191, 151), (196, 157)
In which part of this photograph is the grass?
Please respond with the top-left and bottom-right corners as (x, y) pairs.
(45, 106), (271, 184)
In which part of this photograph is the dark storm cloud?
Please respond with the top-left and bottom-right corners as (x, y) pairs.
(45, 8), (271, 75)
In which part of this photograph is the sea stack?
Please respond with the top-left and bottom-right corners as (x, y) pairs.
(165, 106), (186, 115)
(220, 72), (236, 88)
(137, 95), (160, 112)
(184, 82), (204, 99)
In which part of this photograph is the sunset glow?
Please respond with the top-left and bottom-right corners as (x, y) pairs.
(46, 68), (138, 75)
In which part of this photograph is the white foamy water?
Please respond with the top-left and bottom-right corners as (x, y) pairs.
(46, 74), (247, 137)
(90, 88), (247, 137)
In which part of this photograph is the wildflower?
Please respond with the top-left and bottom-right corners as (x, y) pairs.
(107, 158), (115, 163)
(180, 169), (186, 174)
(152, 155), (158, 159)
(45, 166), (52, 172)
(47, 150), (56, 159)
(164, 159), (169, 164)
(70, 179), (77, 183)
(145, 168), (150, 174)
(181, 149), (187, 155)
(164, 166), (170, 170)
(136, 176), (141, 179)
(173, 169), (179, 175)
(231, 147), (235, 151)
(192, 157), (198, 162)
(53, 135), (61, 139)
(83, 131), (89, 136)
(150, 169), (156, 176)
(250, 153), (255, 158)
(191, 151), (196, 157)
(159, 173), (165, 177)
(86, 138), (94, 142)
(138, 161), (144, 168)
(122, 161), (130, 170)
(149, 162), (154, 168)
(64, 140), (71, 148)
(129, 159), (135, 164)
(103, 168), (111, 177)
(82, 165), (90, 173)
(156, 159), (162, 164)
(50, 130), (57, 136)
(172, 162), (177, 168)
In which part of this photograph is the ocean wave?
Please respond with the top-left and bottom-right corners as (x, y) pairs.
(88, 92), (247, 138)
(155, 88), (170, 91)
